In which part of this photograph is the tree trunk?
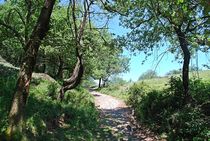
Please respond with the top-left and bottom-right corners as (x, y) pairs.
(58, 0), (90, 101)
(98, 78), (102, 88)
(175, 28), (191, 104)
(56, 56), (64, 79)
(59, 56), (84, 101)
(103, 79), (106, 87)
(6, 1), (55, 139)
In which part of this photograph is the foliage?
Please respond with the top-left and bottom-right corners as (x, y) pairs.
(128, 77), (210, 140)
(166, 69), (182, 76)
(0, 0), (44, 66)
(138, 70), (158, 80)
(86, 30), (130, 81)
(109, 76), (128, 85)
(0, 75), (99, 140)
(0, 1), (128, 81)
(116, 0), (209, 56)
(99, 81), (130, 100)
(113, 0), (209, 103)
(0, 76), (17, 136)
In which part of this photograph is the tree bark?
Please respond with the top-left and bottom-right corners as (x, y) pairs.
(175, 28), (191, 104)
(6, 0), (55, 139)
(42, 63), (46, 73)
(59, 55), (84, 101)
(98, 78), (102, 88)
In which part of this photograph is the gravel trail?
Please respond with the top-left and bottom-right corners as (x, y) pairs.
(92, 91), (159, 141)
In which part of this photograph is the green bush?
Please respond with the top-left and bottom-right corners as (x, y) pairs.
(0, 76), (99, 140)
(25, 81), (99, 140)
(0, 75), (17, 134)
(128, 77), (210, 140)
(190, 79), (210, 105)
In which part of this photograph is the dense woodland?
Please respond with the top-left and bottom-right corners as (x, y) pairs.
(0, 0), (209, 141)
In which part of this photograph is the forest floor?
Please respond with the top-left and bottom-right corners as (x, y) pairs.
(92, 91), (160, 141)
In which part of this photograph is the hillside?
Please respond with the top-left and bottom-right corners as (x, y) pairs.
(0, 56), (100, 140)
(139, 70), (210, 90)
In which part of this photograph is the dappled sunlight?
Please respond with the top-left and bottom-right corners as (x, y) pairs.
(92, 91), (158, 141)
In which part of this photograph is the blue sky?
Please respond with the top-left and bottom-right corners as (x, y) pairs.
(108, 16), (210, 81)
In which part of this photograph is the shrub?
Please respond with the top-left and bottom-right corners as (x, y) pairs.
(0, 75), (17, 134)
(190, 79), (210, 105)
(128, 76), (210, 140)
(25, 82), (99, 140)
(0, 76), (99, 140)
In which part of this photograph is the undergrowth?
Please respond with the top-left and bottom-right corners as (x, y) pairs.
(0, 75), (99, 141)
(128, 77), (210, 140)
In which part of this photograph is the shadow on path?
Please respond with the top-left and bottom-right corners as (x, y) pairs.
(92, 91), (159, 141)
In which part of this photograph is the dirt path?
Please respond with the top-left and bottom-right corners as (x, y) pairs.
(91, 91), (159, 141)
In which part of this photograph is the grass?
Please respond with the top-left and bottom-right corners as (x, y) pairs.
(192, 70), (210, 81)
(0, 60), (132, 140)
(139, 70), (210, 90)
(127, 77), (210, 140)
(99, 84), (131, 100)
(0, 73), (101, 140)
(98, 70), (210, 103)
(0, 71), (124, 140)
(140, 77), (169, 90)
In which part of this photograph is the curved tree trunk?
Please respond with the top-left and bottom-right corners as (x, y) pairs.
(175, 28), (191, 104)
(58, 0), (92, 101)
(6, 1), (55, 139)
(59, 55), (84, 101)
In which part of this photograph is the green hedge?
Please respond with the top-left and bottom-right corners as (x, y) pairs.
(128, 77), (210, 140)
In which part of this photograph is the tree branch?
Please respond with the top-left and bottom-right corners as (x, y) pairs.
(0, 20), (25, 47)
(185, 15), (210, 33)
(99, 0), (127, 16)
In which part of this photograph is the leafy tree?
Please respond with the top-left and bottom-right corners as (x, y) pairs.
(138, 70), (158, 80)
(166, 69), (182, 76)
(58, 0), (92, 100)
(58, 0), (129, 97)
(5, 0), (55, 139)
(109, 76), (127, 85)
(108, 0), (209, 104)
(0, 0), (44, 66)
(89, 35), (130, 87)
(39, 6), (76, 79)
